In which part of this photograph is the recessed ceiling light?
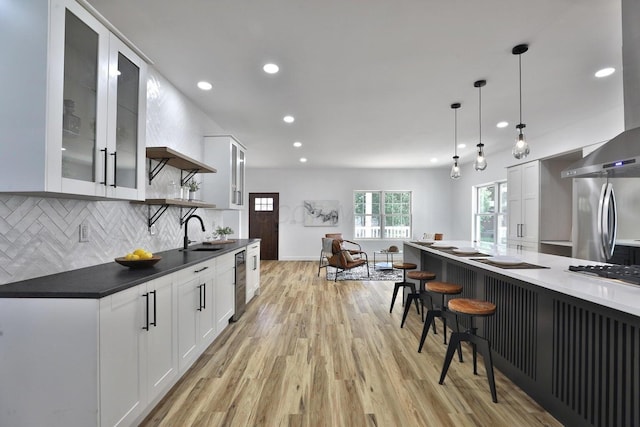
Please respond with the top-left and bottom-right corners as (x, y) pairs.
(197, 81), (213, 90)
(458, 143), (466, 149)
(263, 63), (279, 74)
(293, 141), (302, 148)
(496, 121), (509, 128)
(430, 158), (438, 163)
(595, 67), (615, 78)
(299, 157), (307, 163)
(283, 115), (295, 123)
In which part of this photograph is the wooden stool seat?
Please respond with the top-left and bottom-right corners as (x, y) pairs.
(393, 262), (417, 270)
(448, 298), (496, 316)
(407, 271), (436, 281)
(439, 297), (498, 403)
(426, 281), (463, 294)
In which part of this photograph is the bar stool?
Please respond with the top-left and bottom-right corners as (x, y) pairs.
(400, 270), (436, 328)
(438, 298), (498, 403)
(417, 281), (463, 347)
(389, 262), (418, 314)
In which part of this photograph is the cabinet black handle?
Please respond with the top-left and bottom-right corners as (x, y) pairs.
(100, 148), (108, 185)
(142, 292), (150, 330)
(110, 151), (117, 188)
(150, 290), (157, 327)
(197, 284), (203, 311)
(194, 266), (209, 273)
(202, 283), (206, 310)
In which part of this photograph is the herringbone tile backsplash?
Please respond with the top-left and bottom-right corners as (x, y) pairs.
(0, 170), (222, 285)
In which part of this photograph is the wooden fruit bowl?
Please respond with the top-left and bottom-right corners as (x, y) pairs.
(114, 255), (162, 268)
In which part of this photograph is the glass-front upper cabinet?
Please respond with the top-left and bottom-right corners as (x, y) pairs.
(0, 0), (145, 200)
(203, 136), (247, 209)
(105, 35), (146, 200)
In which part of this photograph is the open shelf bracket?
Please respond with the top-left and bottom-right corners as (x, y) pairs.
(180, 169), (200, 187)
(180, 207), (198, 225)
(148, 204), (169, 229)
(148, 158), (170, 184)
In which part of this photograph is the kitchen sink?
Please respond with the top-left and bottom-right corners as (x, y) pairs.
(188, 247), (223, 251)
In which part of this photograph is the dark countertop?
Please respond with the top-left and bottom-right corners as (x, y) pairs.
(0, 239), (259, 299)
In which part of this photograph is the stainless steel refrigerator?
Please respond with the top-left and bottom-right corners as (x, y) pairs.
(563, 126), (640, 262)
(572, 177), (639, 262)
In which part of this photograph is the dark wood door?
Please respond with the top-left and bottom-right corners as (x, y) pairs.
(248, 193), (279, 260)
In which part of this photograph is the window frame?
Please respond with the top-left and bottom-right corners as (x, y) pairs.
(472, 181), (507, 245)
(353, 190), (412, 239)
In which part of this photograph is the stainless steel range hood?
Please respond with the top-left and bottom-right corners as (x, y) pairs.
(562, 0), (640, 179)
(561, 126), (640, 178)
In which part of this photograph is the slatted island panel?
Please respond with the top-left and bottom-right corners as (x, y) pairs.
(404, 241), (640, 427)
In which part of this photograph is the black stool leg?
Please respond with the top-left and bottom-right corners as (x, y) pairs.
(400, 293), (415, 328)
(438, 331), (465, 384)
(418, 309), (439, 352)
(409, 283), (420, 315)
(390, 283), (401, 313)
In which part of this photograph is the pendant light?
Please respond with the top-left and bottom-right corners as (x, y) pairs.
(512, 44), (530, 159)
(450, 103), (461, 179)
(474, 80), (487, 171)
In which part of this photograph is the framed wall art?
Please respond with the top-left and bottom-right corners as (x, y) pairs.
(303, 200), (339, 226)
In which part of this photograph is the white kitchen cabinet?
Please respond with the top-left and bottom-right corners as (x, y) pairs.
(215, 252), (236, 332)
(203, 135), (246, 209)
(0, 0), (146, 200)
(507, 160), (540, 251)
(246, 242), (261, 302)
(176, 258), (217, 373)
(99, 274), (176, 427)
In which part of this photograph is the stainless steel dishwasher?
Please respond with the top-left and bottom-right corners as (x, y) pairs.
(231, 250), (246, 322)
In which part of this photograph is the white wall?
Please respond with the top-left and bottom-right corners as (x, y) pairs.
(245, 167), (453, 260)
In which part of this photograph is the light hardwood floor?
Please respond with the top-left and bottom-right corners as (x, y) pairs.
(142, 261), (561, 427)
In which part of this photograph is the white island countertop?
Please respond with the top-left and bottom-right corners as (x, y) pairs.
(405, 240), (640, 317)
(617, 239), (640, 248)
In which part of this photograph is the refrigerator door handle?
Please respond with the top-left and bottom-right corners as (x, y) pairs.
(598, 183), (617, 260)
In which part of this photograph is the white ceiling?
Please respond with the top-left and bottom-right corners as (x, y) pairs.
(86, 0), (623, 169)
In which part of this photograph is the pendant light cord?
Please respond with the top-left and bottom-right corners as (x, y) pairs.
(519, 53), (523, 126)
(454, 108), (458, 157)
(478, 85), (482, 144)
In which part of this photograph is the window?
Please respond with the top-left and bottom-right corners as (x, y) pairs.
(254, 197), (273, 211)
(354, 191), (412, 239)
(473, 181), (507, 244)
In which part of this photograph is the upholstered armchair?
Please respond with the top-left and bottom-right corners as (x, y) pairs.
(319, 238), (369, 281)
(324, 233), (368, 261)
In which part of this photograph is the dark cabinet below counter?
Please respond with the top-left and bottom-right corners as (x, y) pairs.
(607, 244), (640, 265)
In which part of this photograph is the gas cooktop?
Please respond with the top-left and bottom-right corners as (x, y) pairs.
(569, 264), (640, 286)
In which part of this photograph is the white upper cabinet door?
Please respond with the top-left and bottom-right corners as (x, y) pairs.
(105, 34), (147, 200)
(0, 0), (146, 200)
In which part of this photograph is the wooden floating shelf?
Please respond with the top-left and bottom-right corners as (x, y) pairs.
(132, 198), (216, 209)
(146, 146), (217, 173)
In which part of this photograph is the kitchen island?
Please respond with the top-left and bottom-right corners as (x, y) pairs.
(404, 241), (640, 427)
(0, 239), (259, 427)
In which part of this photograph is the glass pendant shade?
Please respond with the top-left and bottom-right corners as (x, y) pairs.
(513, 129), (530, 159)
(450, 156), (461, 179)
(474, 143), (487, 171)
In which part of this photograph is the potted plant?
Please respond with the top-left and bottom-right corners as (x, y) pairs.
(186, 179), (200, 201)
(215, 226), (234, 241)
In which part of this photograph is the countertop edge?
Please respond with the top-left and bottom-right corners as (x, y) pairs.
(0, 239), (260, 299)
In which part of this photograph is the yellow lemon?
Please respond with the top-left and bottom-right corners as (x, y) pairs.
(133, 248), (147, 256)
(124, 253), (135, 260)
(140, 251), (153, 260)
(130, 254), (140, 260)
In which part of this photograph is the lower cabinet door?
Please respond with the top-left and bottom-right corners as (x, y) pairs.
(177, 276), (200, 373)
(99, 284), (146, 427)
(145, 275), (178, 402)
(198, 272), (217, 345)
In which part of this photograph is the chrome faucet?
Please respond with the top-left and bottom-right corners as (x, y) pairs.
(183, 214), (205, 250)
